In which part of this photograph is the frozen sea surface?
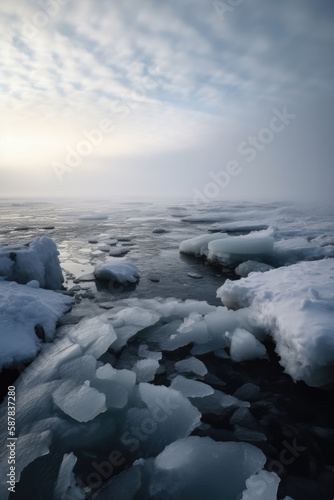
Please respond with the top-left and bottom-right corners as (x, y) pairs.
(0, 199), (334, 500)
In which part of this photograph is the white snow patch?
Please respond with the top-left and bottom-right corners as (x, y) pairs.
(218, 259), (334, 386)
(0, 281), (73, 371)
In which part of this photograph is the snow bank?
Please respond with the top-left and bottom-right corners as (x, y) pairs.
(0, 236), (64, 289)
(218, 259), (334, 387)
(0, 281), (73, 371)
(94, 261), (139, 283)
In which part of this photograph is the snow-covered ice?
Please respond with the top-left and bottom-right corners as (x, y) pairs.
(94, 261), (139, 283)
(218, 258), (334, 386)
(0, 236), (64, 289)
(207, 229), (275, 266)
(180, 233), (228, 257)
(0, 281), (73, 371)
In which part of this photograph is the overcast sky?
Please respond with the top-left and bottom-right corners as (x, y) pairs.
(0, 0), (333, 204)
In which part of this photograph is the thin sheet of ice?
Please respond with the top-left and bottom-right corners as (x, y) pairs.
(175, 357), (207, 377)
(170, 375), (214, 398)
(53, 380), (107, 422)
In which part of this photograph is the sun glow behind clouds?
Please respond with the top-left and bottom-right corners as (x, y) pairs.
(0, 135), (61, 169)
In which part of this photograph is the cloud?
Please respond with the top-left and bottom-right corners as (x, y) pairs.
(0, 0), (333, 205)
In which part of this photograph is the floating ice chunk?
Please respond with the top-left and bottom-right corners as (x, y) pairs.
(162, 312), (209, 350)
(230, 408), (258, 429)
(94, 261), (139, 283)
(59, 355), (97, 384)
(98, 244), (111, 252)
(234, 425), (267, 442)
(53, 380), (107, 422)
(229, 328), (267, 362)
(241, 470), (280, 500)
(93, 363), (136, 408)
(218, 259), (334, 387)
(53, 452), (78, 500)
(187, 272), (203, 279)
(153, 227), (168, 233)
(138, 344), (162, 361)
(175, 357), (207, 377)
(0, 281), (73, 371)
(235, 260), (274, 277)
(110, 307), (160, 351)
(191, 389), (248, 416)
(234, 383), (261, 401)
(103, 239), (118, 245)
(68, 316), (116, 358)
(148, 436), (266, 500)
(0, 236), (64, 289)
(123, 383), (201, 456)
(180, 233), (228, 256)
(109, 247), (128, 256)
(78, 213), (109, 220)
(208, 229), (275, 266)
(170, 375), (214, 398)
(133, 358), (160, 382)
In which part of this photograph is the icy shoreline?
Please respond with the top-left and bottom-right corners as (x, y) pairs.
(0, 203), (334, 500)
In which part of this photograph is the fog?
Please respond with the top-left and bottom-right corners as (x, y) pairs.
(1, 0), (333, 206)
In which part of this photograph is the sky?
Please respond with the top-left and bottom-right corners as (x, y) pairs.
(0, 0), (334, 204)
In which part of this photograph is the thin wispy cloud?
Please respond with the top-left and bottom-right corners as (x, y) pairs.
(0, 0), (333, 203)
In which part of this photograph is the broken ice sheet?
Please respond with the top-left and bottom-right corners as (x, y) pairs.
(52, 380), (107, 422)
